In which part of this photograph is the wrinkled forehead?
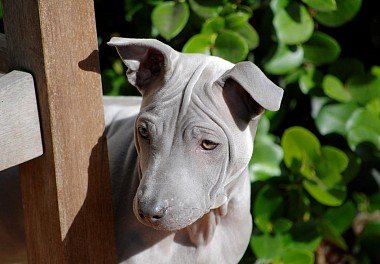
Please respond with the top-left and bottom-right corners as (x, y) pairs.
(140, 53), (234, 107)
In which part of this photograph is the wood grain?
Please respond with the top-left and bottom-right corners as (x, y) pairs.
(0, 33), (9, 72)
(2, 0), (117, 262)
(0, 71), (43, 171)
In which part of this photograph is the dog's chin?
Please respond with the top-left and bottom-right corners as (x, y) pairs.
(133, 209), (205, 232)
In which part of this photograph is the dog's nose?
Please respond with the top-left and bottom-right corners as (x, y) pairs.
(138, 204), (167, 223)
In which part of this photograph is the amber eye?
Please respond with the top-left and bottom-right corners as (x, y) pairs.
(201, 140), (219, 150)
(138, 126), (149, 140)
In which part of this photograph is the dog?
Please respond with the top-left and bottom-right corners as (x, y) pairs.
(0, 38), (283, 263)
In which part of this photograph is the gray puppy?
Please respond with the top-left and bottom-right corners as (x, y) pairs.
(105, 38), (283, 263)
(0, 38), (283, 264)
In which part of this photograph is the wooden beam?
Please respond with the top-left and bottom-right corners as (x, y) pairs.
(0, 33), (9, 72)
(0, 71), (43, 171)
(2, 0), (117, 263)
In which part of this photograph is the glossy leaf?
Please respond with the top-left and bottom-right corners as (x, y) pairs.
(299, 66), (323, 94)
(264, 44), (304, 75)
(250, 135), (283, 181)
(322, 74), (352, 103)
(320, 220), (348, 250)
(281, 126), (321, 176)
(211, 30), (248, 63)
(346, 109), (380, 150)
(301, 0), (337, 12)
(273, 2), (314, 44)
(324, 201), (356, 234)
(270, 0), (291, 13)
(250, 234), (283, 260)
(225, 12), (250, 29)
(182, 34), (212, 54)
(282, 249), (314, 264)
(316, 103), (357, 136)
(254, 185), (283, 233)
(347, 74), (380, 105)
(188, 0), (223, 19)
(366, 98), (380, 116)
(303, 178), (346, 206)
(283, 222), (323, 252)
(315, 0), (362, 27)
(231, 23), (260, 50)
(328, 58), (365, 81)
(303, 32), (341, 65)
(201, 17), (225, 34)
(151, 2), (190, 41)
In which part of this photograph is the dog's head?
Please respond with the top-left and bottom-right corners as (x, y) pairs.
(108, 38), (283, 231)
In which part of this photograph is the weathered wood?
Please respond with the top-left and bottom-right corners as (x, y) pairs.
(0, 33), (9, 72)
(0, 71), (43, 171)
(2, 0), (117, 263)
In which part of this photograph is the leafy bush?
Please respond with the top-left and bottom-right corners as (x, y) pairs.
(2, 0), (379, 262)
(97, 0), (380, 263)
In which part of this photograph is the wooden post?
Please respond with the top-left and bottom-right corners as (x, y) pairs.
(2, 0), (117, 263)
(0, 33), (8, 72)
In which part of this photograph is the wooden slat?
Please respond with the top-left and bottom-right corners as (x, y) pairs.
(0, 33), (9, 72)
(2, 0), (117, 263)
(0, 71), (43, 171)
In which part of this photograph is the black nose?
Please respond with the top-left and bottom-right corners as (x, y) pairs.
(138, 204), (167, 223)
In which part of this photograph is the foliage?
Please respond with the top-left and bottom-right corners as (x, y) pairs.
(2, 0), (378, 262)
(95, 0), (379, 262)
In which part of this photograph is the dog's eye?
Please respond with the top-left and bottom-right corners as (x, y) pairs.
(201, 140), (219, 150)
(138, 126), (149, 140)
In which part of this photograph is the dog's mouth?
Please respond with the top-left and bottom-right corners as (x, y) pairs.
(133, 197), (204, 231)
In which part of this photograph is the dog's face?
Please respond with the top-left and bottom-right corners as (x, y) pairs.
(108, 38), (283, 231)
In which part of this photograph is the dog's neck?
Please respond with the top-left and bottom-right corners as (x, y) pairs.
(186, 168), (249, 246)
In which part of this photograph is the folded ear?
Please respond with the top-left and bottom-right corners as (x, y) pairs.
(218, 61), (283, 128)
(107, 37), (178, 94)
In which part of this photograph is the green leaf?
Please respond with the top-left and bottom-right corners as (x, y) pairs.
(182, 34), (212, 54)
(283, 222), (323, 252)
(299, 66), (323, 94)
(324, 201), (356, 234)
(315, 0), (362, 27)
(273, 218), (293, 234)
(201, 17), (225, 35)
(316, 103), (358, 136)
(211, 30), (248, 63)
(188, 0), (223, 19)
(369, 192), (380, 212)
(328, 58), (365, 82)
(303, 178), (346, 206)
(322, 74), (352, 103)
(273, 2), (314, 44)
(366, 98), (380, 116)
(303, 32), (341, 65)
(347, 74), (380, 105)
(253, 185), (284, 233)
(346, 109), (380, 150)
(151, 2), (190, 41)
(320, 220), (348, 250)
(225, 12), (250, 29)
(301, 0), (337, 11)
(282, 249), (314, 264)
(250, 233), (284, 260)
(281, 126), (321, 176)
(250, 135), (283, 181)
(231, 23), (260, 50)
(264, 44), (304, 75)
(270, 0), (291, 13)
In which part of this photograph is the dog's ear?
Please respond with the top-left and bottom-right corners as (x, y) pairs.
(218, 61), (283, 128)
(108, 37), (177, 94)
